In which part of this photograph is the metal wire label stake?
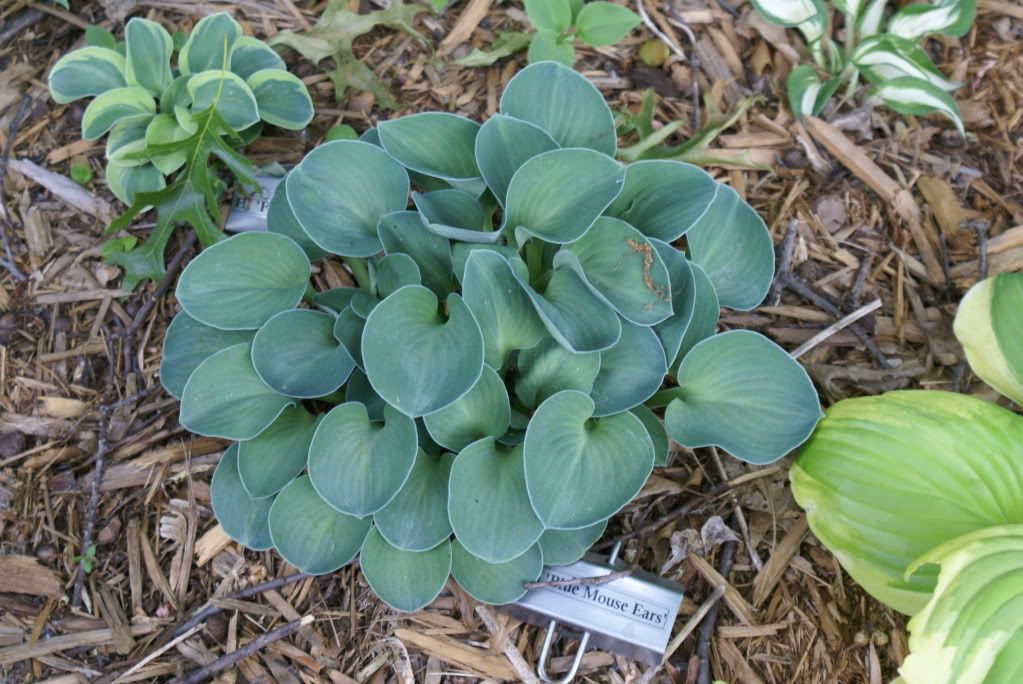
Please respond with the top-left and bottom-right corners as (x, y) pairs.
(503, 542), (685, 683)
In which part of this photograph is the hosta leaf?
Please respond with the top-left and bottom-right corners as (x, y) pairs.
(238, 406), (318, 499)
(424, 367), (510, 452)
(591, 319), (667, 416)
(524, 0), (573, 32)
(247, 69), (314, 130)
(630, 405), (670, 467)
(360, 529), (452, 612)
(377, 211), (454, 297)
(181, 343), (294, 440)
(287, 141), (410, 257)
(374, 450), (454, 551)
(686, 184), (774, 311)
(211, 444), (274, 549)
(665, 330), (820, 464)
(308, 403), (418, 517)
(144, 114), (190, 175)
(268, 475), (372, 574)
(791, 391), (1023, 615)
(787, 65), (825, 119)
(854, 35), (962, 91)
(573, 2), (642, 47)
(451, 541), (544, 604)
(105, 160), (165, 206)
(333, 307), (366, 370)
(345, 369), (387, 420)
(750, 0), (822, 26)
(160, 311), (253, 399)
(604, 160), (717, 242)
(413, 189), (499, 243)
(267, 177), (328, 260)
(106, 116), (152, 166)
(888, 0), (976, 40)
(375, 253), (422, 297)
(124, 17), (173, 96)
(500, 61), (617, 155)
(527, 30), (575, 66)
(901, 525), (1023, 684)
(230, 36), (287, 80)
(504, 149), (624, 244)
(672, 262), (719, 368)
(475, 114), (559, 207)
(187, 70), (260, 131)
(313, 288), (359, 313)
(179, 12), (241, 75)
(251, 309), (355, 398)
(449, 438), (545, 563)
(524, 390), (654, 529)
(556, 217), (672, 325)
(954, 273), (1023, 406)
(81, 87), (155, 140)
(362, 286), (485, 417)
(176, 232), (310, 331)
(872, 76), (964, 136)
(858, 0), (889, 36)
(451, 243), (522, 284)
(650, 240), (695, 367)
(378, 113), (481, 182)
(48, 46), (127, 103)
(539, 521), (607, 566)
(514, 335), (600, 409)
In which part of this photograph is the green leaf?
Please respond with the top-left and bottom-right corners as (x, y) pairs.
(362, 286), (485, 417)
(750, 0), (822, 26)
(524, 390), (653, 529)
(500, 61), (617, 156)
(187, 70), (261, 131)
(85, 25), (117, 49)
(525, 0), (573, 31)
(377, 211), (454, 297)
(451, 541), (544, 604)
(267, 176), (328, 260)
(360, 529), (452, 612)
(456, 31), (534, 67)
(379, 113), (481, 182)
(286, 141), (410, 257)
(374, 449), (454, 551)
(515, 335), (600, 409)
(630, 405), (670, 467)
(665, 330), (821, 464)
(70, 163), (93, 185)
(48, 46), (127, 104)
(858, 0), (889, 36)
(649, 240), (694, 367)
(180, 343), (294, 440)
(211, 444), (274, 549)
(176, 232), (310, 331)
(449, 438), (544, 563)
(475, 114), (559, 207)
(787, 65), (825, 120)
(423, 367), (510, 452)
(573, 2), (642, 47)
(268, 475), (372, 574)
(791, 391), (1023, 615)
(160, 311), (254, 399)
(238, 406), (318, 498)
(888, 0), (976, 40)
(375, 253), (422, 297)
(527, 31), (575, 66)
(686, 185), (774, 311)
(247, 69), (314, 130)
(81, 87), (155, 140)
(308, 403), (418, 517)
(603, 160), (718, 242)
(591, 319), (666, 416)
(230, 36), (287, 79)
(872, 76), (965, 136)
(179, 12), (242, 75)
(954, 273), (1023, 406)
(144, 114), (190, 175)
(854, 35), (962, 91)
(124, 18), (174, 96)
(504, 149), (624, 244)
(672, 261), (719, 368)
(105, 160), (165, 205)
(251, 309), (355, 398)
(325, 124), (358, 141)
(333, 307), (366, 370)
(412, 189), (494, 243)
(539, 521), (607, 565)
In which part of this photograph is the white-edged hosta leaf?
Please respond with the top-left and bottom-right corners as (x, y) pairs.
(251, 309), (355, 398)
(187, 70), (260, 131)
(649, 240), (695, 367)
(377, 211), (454, 297)
(672, 261), (719, 368)
(514, 335), (600, 409)
(160, 310), (253, 399)
(360, 529), (452, 612)
(854, 35), (962, 91)
(451, 541), (544, 604)
(379, 112), (481, 181)
(796, 1), (828, 44)
(750, 0), (822, 26)
(267, 176), (328, 260)
(787, 65), (825, 119)
(375, 253), (422, 297)
(144, 113), (190, 175)
(573, 2), (642, 47)
(833, 0), (866, 16)
(345, 369), (387, 421)
(237, 405), (318, 499)
(873, 76), (965, 136)
(48, 46), (127, 103)
(106, 116), (152, 166)
(124, 17), (173, 96)
(888, 0), (976, 40)
(590, 319), (667, 416)
(247, 68), (313, 130)
(374, 450), (454, 551)
(630, 405), (670, 467)
(953, 273), (1023, 407)
(858, 0), (889, 36)
(475, 114), (560, 207)
(539, 521), (607, 565)
(524, 0), (573, 32)
(211, 444), (274, 549)
(451, 243), (522, 284)
(413, 189), (500, 243)
(603, 160), (717, 242)
(81, 87), (155, 140)
(230, 36), (287, 80)
(424, 367), (510, 452)
(333, 307), (366, 370)
(179, 12), (242, 75)
(104, 160), (165, 205)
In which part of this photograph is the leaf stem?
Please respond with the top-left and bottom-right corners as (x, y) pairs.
(525, 238), (544, 288)
(342, 256), (372, 291)
(646, 386), (686, 408)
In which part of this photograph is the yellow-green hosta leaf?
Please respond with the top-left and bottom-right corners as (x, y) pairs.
(211, 444), (274, 549)
(144, 114), (190, 175)
(179, 12), (242, 75)
(251, 309), (355, 398)
(379, 112), (482, 182)
(888, 0), (976, 40)
(374, 450), (454, 552)
(48, 46), (127, 104)
(105, 160), (165, 205)
(187, 70), (260, 131)
(475, 114), (559, 207)
(854, 35), (962, 91)
(901, 525), (1023, 683)
(791, 391), (1023, 615)
(360, 529), (452, 612)
(230, 36), (286, 80)
(538, 520), (607, 566)
(954, 273), (1023, 406)
(424, 367), (510, 452)
(247, 69), (313, 130)
(237, 406), (318, 499)
(873, 76), (964, 136)
(573, 2), (641, 47)
(160, 310), (253, 399)
(124, 17), (174, 96)
(604, 160), (717, 242)
(81, 87), (155, 140)
(451, 540), (544, 604)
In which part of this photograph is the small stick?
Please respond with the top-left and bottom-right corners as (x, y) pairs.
(112, 625), (203, 683)
(709, 447), (761, 572)
(634, 584), (726, 684)
(767, 220), (798, 306)
(71, 404), (111, 608)
(0, 95), (32, 281)
(848, 254), (873, 307)
(524, 568), (633, 590)
(789, 298), (883, 360)
(696, 538), (736, 684)
(636, 0), (687, 62)
(476, 605), (539, 684)
(962, 219), (989, 281)
(664, 3), (702, 130)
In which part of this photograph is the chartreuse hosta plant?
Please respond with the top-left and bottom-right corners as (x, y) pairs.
(753, 0), (974, 134)
(792, 272), (1023, 684)
(48, 13), (313, 288)
(162, 61), (822, 612)
(524, 0), (641, 66)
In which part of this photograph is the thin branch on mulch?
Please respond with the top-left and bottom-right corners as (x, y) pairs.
(696, 537), (736, 684)
(122, 231), (198, 338)
(524, 567), (634, 590)
(665, 3), (702, 130)
(962, 219), (989, 281)
(0, 94), (32, 281)
(0, 8), (44, 49)
(767, 220), (798, 306)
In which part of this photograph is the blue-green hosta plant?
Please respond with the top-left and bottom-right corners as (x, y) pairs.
(48, 13), (313, 287)
(792, 271), (1023, 683)
(752, 0), (974, 134)
(163, 61), (822, 612)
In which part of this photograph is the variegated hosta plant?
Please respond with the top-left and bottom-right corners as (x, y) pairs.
(792, 271), (1023, 684)
(163, 62), (822, 612)
(752, 0), (974, 134)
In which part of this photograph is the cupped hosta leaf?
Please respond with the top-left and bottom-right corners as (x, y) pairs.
(308, 403), (418, 517)
(451, 541), (544, 604)
(230, 36), (287, 79)
(591, 320), (667, 416)
(176, 232), (310, 330)
(556, 217), (672, 325)
(872, 76), (965, 136)
(363, 286), (485, 417)
(181, 343), (293, 440)
(179, 12), (242, 75)
(187, 70), (261, 131)
(267, 177), (328, 260)
(374, 450), (454, 551)
(238, 406), (318, 499)
(144, 114), (190, 175)
(515, 335), (600, 408)
(377, 211), (454, 297)
(268, 475), (372, 574)
(672, 262), (719, 368)
(48, 47), (127, 104)
(630, 405), (670, 467)
(500, 61), (617, 155)
(251, 309), (355, 398)
(888, 0), (976, 40)
(516, 265), (622, 354)
(314, 287), (359, 314)
(124, 17), (173, 96)
(247, 69), (314, 130)
(375, 253), (422, 297)
(413, 189), (500, 243)
(449, 438), (544, 563)
(475, 114), (559, 206)
(346, 369), (387, 421)
(954, 274), (1023, 406)
(211, 444), (274, 549)
(524, 390), (654, 529)
(751, 0), (822, 26)
(665, 330), (820, 464)
(504, 149), (624, 244)
(650, 240), (695, 367)
(539, 520), (607, 566)
(160, 311), (253, 399)
(603, 161), (717, 242)
(791, 390), (1023, 616)
(574, 2), (641, 46)
(287, 141), (410, 257)
(901, 525), (1023, 684)
(360, 529), (452, 612)
(333, 307), (366, 370)
(451, 243), (522, 284)
(378, 112), (481, 182)
(461, 250), (545, 369)
(686, 185), (774, 311)
(105, 160), (165, 205)
(424, 367), (510, 452)
(853, 35), (962, 91)
(106, 116), (153, 166)
(81, 87), (155, 140)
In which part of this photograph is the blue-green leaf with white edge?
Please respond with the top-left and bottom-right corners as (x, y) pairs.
(124, 17), (174, 96)
(211, 444), (274, 549)
(48, 47), (127, 104)
(251, 309), (355, 398)
(187, 70), (260, 131)
(247, 69), (314, 130)
(475, 113), (559, 207)
(590, 319), (667, 416)
(160, 310), (253, 399)
(413, 189), (501, 243)
(514, 335), (601, 409)
(374, 450), (454, 552)
(378, 112), (482, 182)
(237, 406), (318, 499)
(631, 405), (670, 467)
(230, 36), (287, 80)
(105, 160), (165, 205)
(267, 176), (328, 260)
(539, 521), (607, 566)
(179, 12), (242, 75)
(377, 211), (454, 297)
(360, 529), (452, 612)
(672, 261), (719, 370)
(451, 541), (544, 604)
(649, 240), (695, 368)
(81, 87), (155, 140)
(423, 367), (510, 452)
(603, 160), (717, 242)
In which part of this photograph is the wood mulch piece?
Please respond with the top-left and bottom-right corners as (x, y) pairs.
(1, 1), (1021, 682)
